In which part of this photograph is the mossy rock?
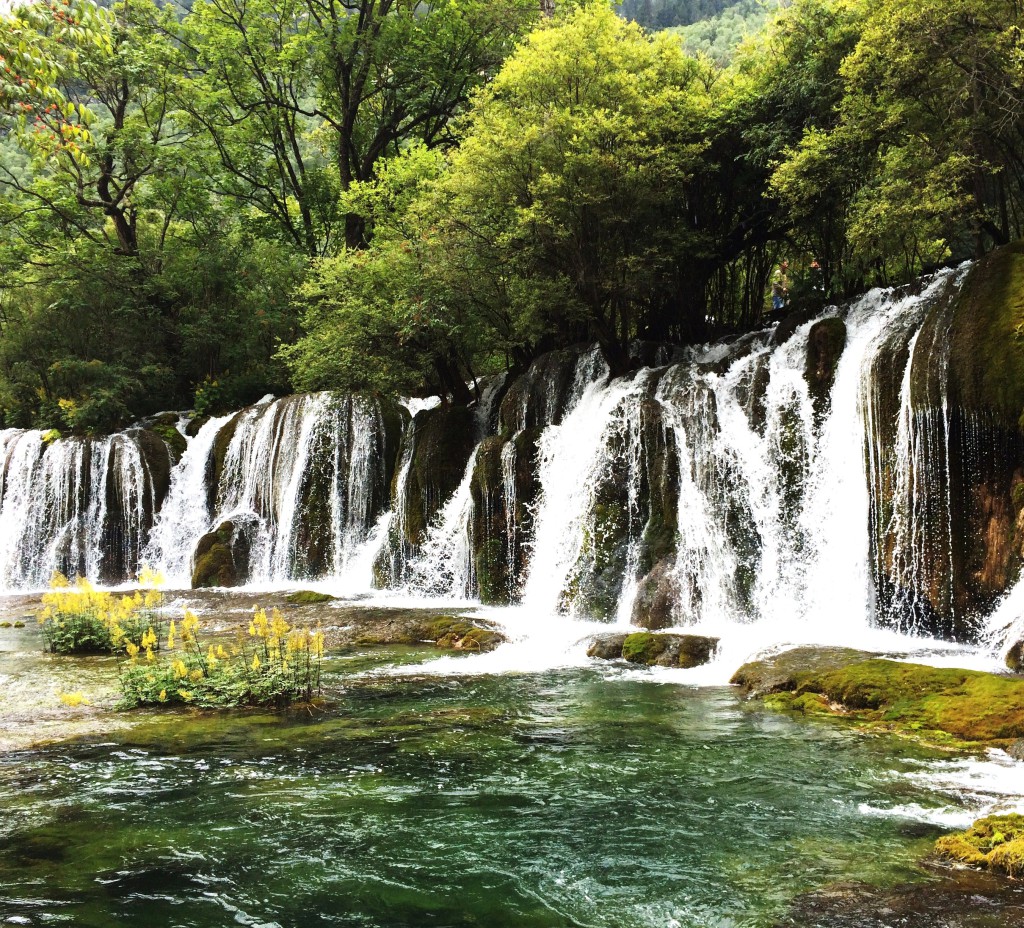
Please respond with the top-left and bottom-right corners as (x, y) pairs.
(185, 415), (210, 438)
(286, 590), (336, 605)
(731, 646), (876, 698)
(936, 815), (1024, 879)
(417, 616), (504, 653)
(1007, 639), (1023, 673)
(151, 422), (187, 463)
(620, 632), (718, 668)
(735, 647), (1024, 746)
(192, 542), (236, 589)
(804, 317), (846, 413)
(211, 412), (243, 490)
(191, 520), (250, 588)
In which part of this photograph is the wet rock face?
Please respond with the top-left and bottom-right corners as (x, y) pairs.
(867, 246), (1024, 641)
(803, 317), (846, 413)
(469, 428), (542, 605)
(402, 404), (478, 548)
(191, 520), (251, 588)
(730, 647), (881, 698)
(630, 559), (681, 630)
(498, 346), (593, 435)
(588, 632), (718, 669)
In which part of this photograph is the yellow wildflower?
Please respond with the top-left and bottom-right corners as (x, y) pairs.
(177, 690), (194, 702)
(158, 689), (167, 702)
(172, 659), (187, 679)
(125, 641), (140, 660)
(251, 653), (261, 672)
(58, 691), (88, 708)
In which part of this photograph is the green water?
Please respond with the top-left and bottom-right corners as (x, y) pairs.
(0, 643), (964, 928)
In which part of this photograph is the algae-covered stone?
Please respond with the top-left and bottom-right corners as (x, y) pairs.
(185, 415), (209, 438)
(191, 520), (251, 588)
(286, 590), (336, 605)
(620, 632), (718, 668)
(735, 646), (1024, 746)
(730, 646), (878, 697)
(936, 815), (1024, 879)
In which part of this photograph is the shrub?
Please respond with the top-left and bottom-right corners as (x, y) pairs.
(117, 607), (324, 709)
(37, 570), (166, 655)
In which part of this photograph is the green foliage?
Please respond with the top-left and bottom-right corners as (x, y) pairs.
(117, 607), (324, 709)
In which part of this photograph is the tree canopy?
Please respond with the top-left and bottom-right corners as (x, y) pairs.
(1, 0), (1022, 427)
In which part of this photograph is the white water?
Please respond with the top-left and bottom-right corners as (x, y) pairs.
(0, 429), (158, 587)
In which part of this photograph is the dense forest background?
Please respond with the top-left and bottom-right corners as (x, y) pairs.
(1, 0), (1021, 431)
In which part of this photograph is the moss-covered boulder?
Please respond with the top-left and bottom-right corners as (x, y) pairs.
(589, 632), (718, 668)
(191, 520), (251, 588)
(630, 559), (681, 630)
(1007, 639), (1023, 673)
(135, 429), (173, 509)
(286, 590), (336, 605)
(804, 316), (846, 413)
(936, 815), (1024, 879)
(734, 646), (1024, 747)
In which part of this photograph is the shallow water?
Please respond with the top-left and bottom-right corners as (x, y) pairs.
(0, 643), (1003, 928)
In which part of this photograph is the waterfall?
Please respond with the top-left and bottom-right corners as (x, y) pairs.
(0, 430), (159, 588)
(144, 413), (236, 585)
(146, 392), (400, 588)
(1, 263), (1021, 651)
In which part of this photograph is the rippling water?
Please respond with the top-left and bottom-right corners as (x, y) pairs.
(0, 649), (987, 928)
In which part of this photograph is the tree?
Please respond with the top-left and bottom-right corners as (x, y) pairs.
(304, 0), (539, 247)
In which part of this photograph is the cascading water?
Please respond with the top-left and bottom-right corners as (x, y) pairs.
(0, 429), (161, 588)
(1, 264), (1020, 656)
(146, 392), (400, 588)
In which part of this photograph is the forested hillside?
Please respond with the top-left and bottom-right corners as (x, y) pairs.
(1, 0), (1021, 430)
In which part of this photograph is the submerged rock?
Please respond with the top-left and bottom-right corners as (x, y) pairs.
(588, 632), (718, 668)
(774, 865), (1024, 928)
(730, 647), (878, 698)
(286, 590), (336, 605)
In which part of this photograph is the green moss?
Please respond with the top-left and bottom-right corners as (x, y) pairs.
(151, 423), (187, 462)
(420, 617), (503, 652)
(936, 815), (1024, 879)
(13, 621), (25, 628)
(286, 590), (336, 605)
(799, 660), (1024, 743)
(737, 648), (1024, 748)
(0, 622), (10, 629)
(191, 543), (235, 588)
(621, 632), (662, 664)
